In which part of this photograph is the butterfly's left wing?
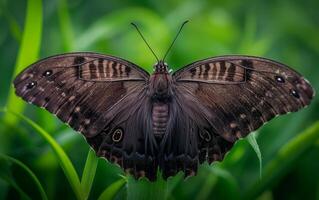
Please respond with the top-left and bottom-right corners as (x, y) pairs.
(171, 56), (314, 167)
(14, 52), (160, 180)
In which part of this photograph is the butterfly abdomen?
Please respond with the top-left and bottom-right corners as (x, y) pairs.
(152, 103), (169, 138)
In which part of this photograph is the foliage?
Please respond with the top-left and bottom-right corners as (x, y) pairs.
(0, 0), (319, 199)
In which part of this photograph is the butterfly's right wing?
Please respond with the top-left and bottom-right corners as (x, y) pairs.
(171, 56), (314, 167)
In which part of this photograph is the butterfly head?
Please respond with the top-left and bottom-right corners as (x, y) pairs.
(131, 21), (188, 75)
(154, 61), (169, 73)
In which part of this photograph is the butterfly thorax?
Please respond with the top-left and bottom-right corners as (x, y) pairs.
(150, 61), (172, 102)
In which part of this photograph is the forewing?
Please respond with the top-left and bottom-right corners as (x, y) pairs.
(173, 56), (314, 164)
(14, 52), (149, 137)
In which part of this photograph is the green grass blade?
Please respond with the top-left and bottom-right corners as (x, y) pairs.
(0, 157), (32, 200)
(97, 178), (127, 200)
(3, 0), (43, 125)
(2, 109), (83, 200)
(244, 121), (319, 199)
(57, 0), (74, 51)
(1, 177), (32, 200)
(80, 148), (99, 200)
(247, 133), (263, 179)
(0, 154), (48, 200)
(2, 8), (22, 42)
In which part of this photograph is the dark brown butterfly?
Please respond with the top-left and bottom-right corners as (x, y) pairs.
(13, 22), (314, 181)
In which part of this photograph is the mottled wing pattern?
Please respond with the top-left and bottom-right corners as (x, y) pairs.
(14, 52), (159, 180)
(77, 55), (147, 81)
(157, 98), (200, 179)
(86, 88), (159, 180)
(173, 56), (314, 165)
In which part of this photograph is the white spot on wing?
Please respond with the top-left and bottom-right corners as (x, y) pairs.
(68, 96), (75, 101)
(75, 106), (80, 112)
(230, 122), (237, 128)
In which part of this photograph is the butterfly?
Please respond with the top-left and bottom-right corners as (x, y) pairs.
(13, 21), (314, 181)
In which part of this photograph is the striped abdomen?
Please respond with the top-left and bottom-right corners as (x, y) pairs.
(152, 103), (169, 137)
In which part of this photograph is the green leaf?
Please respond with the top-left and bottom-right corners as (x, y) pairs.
(0, 154), (48, 200)
(195, 172), (218, 200)
(2, 109), (83, 200)
(97, 177), (127, 200)
(81, 149), (99, 200)
(4, 0), (43, 126)
(244, 121), (319, 199)
(166, 173), (183, 199)
(127, 174), (168, 200)
(190, 165), (240, 200)
(209, 165), (240, 198)
(247, 132), (263, 179)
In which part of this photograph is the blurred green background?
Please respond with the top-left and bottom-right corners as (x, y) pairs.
(0, 0), (319, 199)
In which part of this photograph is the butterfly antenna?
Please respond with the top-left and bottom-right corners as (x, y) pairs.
(162, 20), (189, 61)
(131, 22), (160, 62)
